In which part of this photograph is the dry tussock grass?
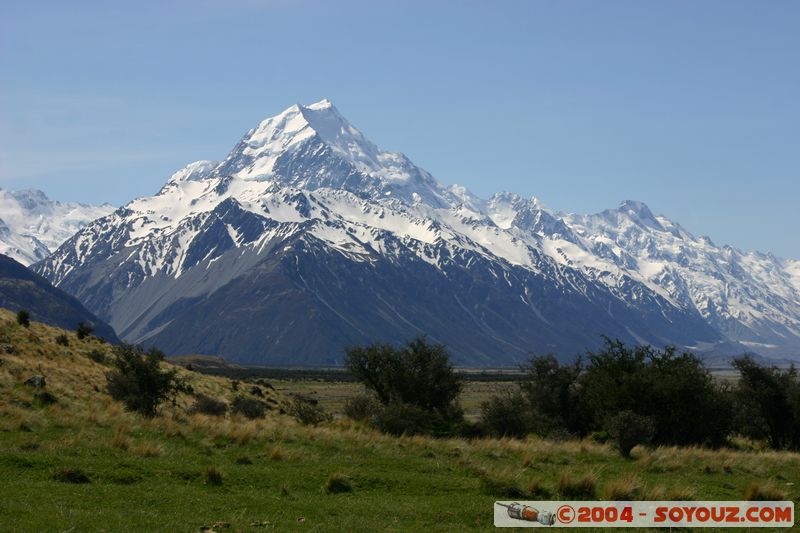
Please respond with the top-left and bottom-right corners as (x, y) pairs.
(744, 481), (788, 501)
(558, 470), (598, 499)
(602, 474), (642, 500)
(641, 485), (666, 500)
(110, 423), (131, 450)
(130, 441), (165, 458)
(267, 445), (284, 461)
(667, 485), (696, 500)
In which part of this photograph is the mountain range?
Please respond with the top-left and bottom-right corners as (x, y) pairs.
(23, 99), (800, 365)
(0, 188), (113, 265)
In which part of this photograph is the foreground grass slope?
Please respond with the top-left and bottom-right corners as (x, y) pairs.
(0, 308), (797, 532)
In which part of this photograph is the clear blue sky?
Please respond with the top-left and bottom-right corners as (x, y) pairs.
(1, 1), (798, 257)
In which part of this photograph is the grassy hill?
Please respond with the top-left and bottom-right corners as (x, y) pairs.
(0, 307), (797, 532)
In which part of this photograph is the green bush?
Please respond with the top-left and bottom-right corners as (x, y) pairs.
(230, 396), (266, 419)
(55, 334), (69, 346)
(343, 394), (380, 421)
(189, 394), (228, 416)
(76, 322), (94, 340)
(287, 396), (330, 426)
(87, 349), (107, 364)
(324, 473), (353, 494)
(486, 339), (733, 447)
(53, 468), (90, 484)
(34, 391), (58, 406)
(106, 343), (186, 418)
(16, 310), (30, 328)
(480, 390), (535, 438)
(372, 402), (435, 436)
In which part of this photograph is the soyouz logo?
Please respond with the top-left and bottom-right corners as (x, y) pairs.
(494, 501), (794, 528)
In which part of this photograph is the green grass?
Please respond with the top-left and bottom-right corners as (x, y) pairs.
(1, 309), (799, 531)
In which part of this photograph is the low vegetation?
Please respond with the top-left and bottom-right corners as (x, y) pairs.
(474, 337), (800, 456)
(106, 344), (189, 418)
(0, 309), (798, 531)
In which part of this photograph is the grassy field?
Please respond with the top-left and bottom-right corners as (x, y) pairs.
(270, 379), (516, 422)
(1, 309), (798, 532)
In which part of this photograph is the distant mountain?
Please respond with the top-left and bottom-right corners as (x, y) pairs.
(33, 100), (800, 364)
(0, 254), (118, 342)
(0, 188), (113, 265)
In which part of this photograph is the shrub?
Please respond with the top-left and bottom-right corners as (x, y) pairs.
(343, 394), (380, 421)
(53, 468), (90, 484)
(287, 396), (330, 426)
(480, 390), (535, 438)
(231, 396), (266, 419)
(190, 394), (228, 416)
(106, 343), (187, 418)
(87, 349), (107, 364)
(76, 322), (94, 340)
(34, 391), (58, 406)
(55, 334), (69, 346)
(324, 473), (352, 494)
(608, 410), (654, 458)
(372, 402), (434, 436)
(502, 339), (733, 447)
(558, 471), (597, 499)
(203, 466), (223, 486)
(16, 310), (30, 327)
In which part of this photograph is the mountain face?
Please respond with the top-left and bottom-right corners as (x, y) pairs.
(0, 254), (118, 342)
(33, 100), (800, 365)
(0, 189), (114, 265)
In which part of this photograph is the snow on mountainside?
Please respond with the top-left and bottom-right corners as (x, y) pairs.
(0, 189), (113, 265)
(33, 100), (800, 364)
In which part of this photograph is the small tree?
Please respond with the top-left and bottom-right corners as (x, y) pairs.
(106, 344), (185, 418)
(346, 336), (462, 412)
(733, 357), (800, 450)
(345, 337), (463, 436)
(16, 310), (30, 328)
(519, 354), (586, 436)
(76, 322), (94, 340)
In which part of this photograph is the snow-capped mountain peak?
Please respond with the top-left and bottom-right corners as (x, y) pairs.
(233, 99), (386, 180)
(32, 101), (800, 365)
